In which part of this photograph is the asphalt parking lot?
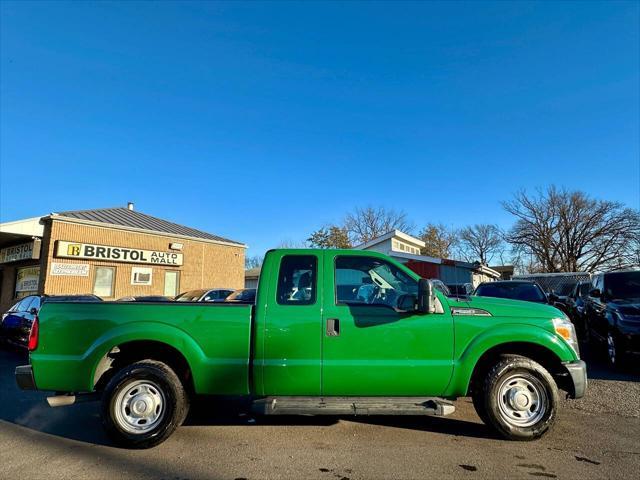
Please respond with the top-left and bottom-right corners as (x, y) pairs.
(0, 348), (638, 480)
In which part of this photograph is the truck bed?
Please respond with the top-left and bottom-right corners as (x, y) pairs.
(31, 301), (254, 395)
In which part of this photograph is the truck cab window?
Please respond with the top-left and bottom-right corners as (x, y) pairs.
(335, 256), (417, 307)
(276, 255), (317, 305)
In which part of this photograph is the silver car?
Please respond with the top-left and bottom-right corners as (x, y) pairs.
(175, 288), (235, 302)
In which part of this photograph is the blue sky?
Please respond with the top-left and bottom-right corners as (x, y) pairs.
(1, 1), (638, 256)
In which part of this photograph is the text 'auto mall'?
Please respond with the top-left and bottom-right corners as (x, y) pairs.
(0, 204), (246, 312)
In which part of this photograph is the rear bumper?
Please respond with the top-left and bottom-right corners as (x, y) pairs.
(563, 360), (587, 399)
(15, 365), (36, 390)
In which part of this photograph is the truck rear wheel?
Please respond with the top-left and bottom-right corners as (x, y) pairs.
(101, 360), (189, 449)
(474, 354), (558, 441)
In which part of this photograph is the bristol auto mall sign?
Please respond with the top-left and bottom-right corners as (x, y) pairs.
(55, 241), (183, 266)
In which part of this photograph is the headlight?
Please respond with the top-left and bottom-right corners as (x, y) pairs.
(553, 317), (580, 358)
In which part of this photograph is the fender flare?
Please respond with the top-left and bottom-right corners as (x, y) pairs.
(84, 322), (205, 391)
(444, 323), (577, 397)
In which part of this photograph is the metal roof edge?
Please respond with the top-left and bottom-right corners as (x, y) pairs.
(49, 216), (247, 249)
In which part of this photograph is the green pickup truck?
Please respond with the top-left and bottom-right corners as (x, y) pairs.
(16, 249), (586, 448)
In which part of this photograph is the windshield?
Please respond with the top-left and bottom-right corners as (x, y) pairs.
(578, 282), (591, 297)
(605, 272), (640, 300)
(475, 282), (547, 303)
(431, 280), (451, 296)
(175, 290), (205, 302)
(226, 289), (256, 302)
(447, 284), (469, 295)
(45, 295), (102, 303)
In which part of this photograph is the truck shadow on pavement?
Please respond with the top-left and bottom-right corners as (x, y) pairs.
(347, 412), (498, 439)
(0, 348), (111, 446)
(0, 348), (494, 448)
(2, 346), (635, 451)
(185, 400), (495, 440)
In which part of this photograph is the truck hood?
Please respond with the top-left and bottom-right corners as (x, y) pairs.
(458, 295), (565, 320)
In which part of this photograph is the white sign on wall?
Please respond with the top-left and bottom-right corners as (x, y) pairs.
(55, 241), (183, 266)
(50, 263), (90, 277)
(131, 267), (153, 285)
(15, 266), (40, 293)
(0, 241), (40, 264)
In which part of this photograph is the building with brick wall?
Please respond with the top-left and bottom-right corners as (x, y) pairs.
(0, 205), (245, 312)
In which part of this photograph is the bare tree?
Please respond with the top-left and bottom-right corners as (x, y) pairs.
(458, 224), (504, 265)
(275, 238), (309, 249)
(503, 186), (640, 272)
(344, 206), (414, 245)
(509, 244), (543, 275)
(418, 223), (458, 258)
(245, 255), (264, 269)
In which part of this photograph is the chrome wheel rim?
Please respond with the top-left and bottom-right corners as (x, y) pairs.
(607, 334), (616, 365)
(497, 374), (547, 427)
(113, 380), (166, 434)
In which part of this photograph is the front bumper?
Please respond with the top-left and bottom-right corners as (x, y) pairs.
(616, 330), (640, 356)
(563, 360), (587, 399)
(15, 365), (36, 390)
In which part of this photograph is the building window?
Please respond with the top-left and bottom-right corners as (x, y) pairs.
(15, 266), (40, 299)
(93, 267), (115, 297)
(164, 271), (180, 297)
(276, 255), (317, 305)
(131, 267), (153, 286)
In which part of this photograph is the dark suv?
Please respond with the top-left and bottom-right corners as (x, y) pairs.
(1, 294), (101, 349)
(584, 270), (640, 368)
(565, 281), (592, 334)
(474, 280), (550, 304)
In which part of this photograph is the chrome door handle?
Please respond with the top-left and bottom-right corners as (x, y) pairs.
(326, 318), (340, 337)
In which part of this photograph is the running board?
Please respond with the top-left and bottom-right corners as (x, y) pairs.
(252, 397), (455, 416)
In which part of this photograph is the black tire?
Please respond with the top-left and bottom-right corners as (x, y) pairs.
(476, 354), (558, 441)
(101, 360), (189, 449)
(471, 390), (491, 426)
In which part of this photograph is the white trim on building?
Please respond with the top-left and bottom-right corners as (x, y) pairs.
(0, 217), (45, 237)
(355, 229), (425, 256)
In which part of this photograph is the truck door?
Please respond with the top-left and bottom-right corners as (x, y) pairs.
(260, 252), (324, 395)
(321, 254), (454, 396)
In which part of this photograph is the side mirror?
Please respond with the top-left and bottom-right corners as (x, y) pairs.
(417, 278), (434, 314)
(589, 288), (602, 298)
(29, 307), (38, 315)
(548, 292), (559, 302)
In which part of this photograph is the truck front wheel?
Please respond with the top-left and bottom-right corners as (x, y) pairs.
(101, 360), (189, 449)
(473, 354), (558, 441)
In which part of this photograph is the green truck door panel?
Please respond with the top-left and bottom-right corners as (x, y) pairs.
(261, 251), (324, 395)
(321, 253), (455, 396)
